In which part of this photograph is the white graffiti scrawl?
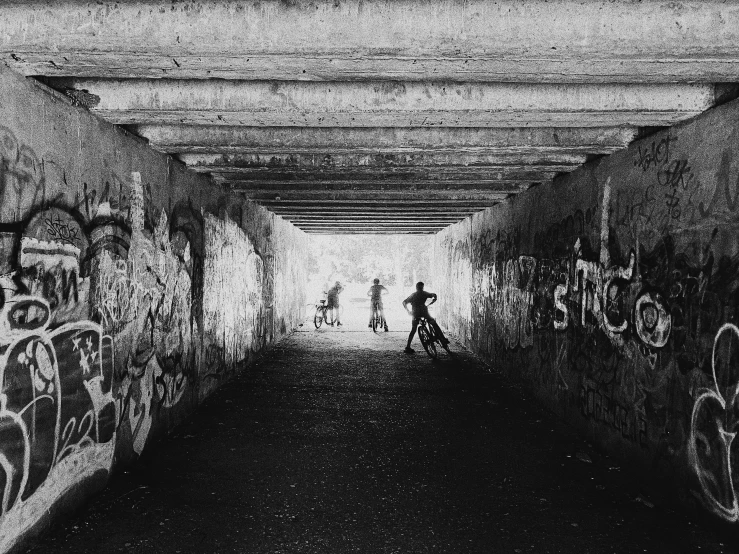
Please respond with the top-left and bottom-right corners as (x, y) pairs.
(0, 295), (116, 552)
(689, 323), (739, 521)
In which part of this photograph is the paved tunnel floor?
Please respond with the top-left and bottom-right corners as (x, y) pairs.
(24, 315), (735, 553)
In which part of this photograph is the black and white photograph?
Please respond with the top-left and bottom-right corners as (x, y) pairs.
(0, 2), (738, 552)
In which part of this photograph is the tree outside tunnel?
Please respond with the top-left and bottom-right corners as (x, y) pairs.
(304, 235), (435, 322)
(305, 235), (432, 289)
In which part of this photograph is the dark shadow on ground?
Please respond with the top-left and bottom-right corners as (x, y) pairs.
(23, 322), (735, 553)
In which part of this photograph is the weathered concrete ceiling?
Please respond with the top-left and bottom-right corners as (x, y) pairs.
(3, 0), (738, 234)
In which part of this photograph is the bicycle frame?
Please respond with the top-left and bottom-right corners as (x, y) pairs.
(371, 303), (385, 332)
(314, 300), (330, 328)
(416, 316), (450, 359)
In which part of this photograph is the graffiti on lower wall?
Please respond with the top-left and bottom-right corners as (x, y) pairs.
(0, 165), (121, 549)
(0, 101), (308, 551)
(0, 133), (198, 548)
(272, 216), (308, 337)
(201, 214), (264, 399)
(689, 323), (739, 522)
(434, 117), (739, 523)
(0, 305), (115, 552)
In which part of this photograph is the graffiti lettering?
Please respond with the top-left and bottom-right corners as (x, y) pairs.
(699, 150), (739, 218)
(633, 136), (673, 172)
(0, 296), (115, 551)
(689, 323), (739, 521)
(657, 159), (693, 190)
(580, 384), (648, 447)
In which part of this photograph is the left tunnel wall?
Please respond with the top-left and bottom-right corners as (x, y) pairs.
(0, 66), (308, 552)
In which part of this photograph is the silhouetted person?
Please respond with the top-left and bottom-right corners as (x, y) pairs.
(367, 278), (389, 331)
(402, 282), (449, 354)
(326, 281), (344, 327)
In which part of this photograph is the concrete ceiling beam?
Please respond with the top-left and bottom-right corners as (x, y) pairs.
(132, 125), (638, 155)
(221, 177), (552, 188)
(51, 79), (715, 128)
(262, 206), (488, 213)
(285, 220), (475, 227)
(209, 170), (571, 187)
(284, 219), (466, 225)
(177, 152), (587, 170)
(301, 229), (438, 236)
(267, 207), (474, 211)
(242, 192), (510, 202)
(231, 182), (529, 193)
(295, 221), (448, 226)
(4, 1), (739, 83)
(282, 212), (467, 218)
(257, 199), (494, 205)
(12, 52), (739, 84)
(272, 210), (480, 218)
(238, 191), (516, 200)
(295, 223), (448, 232)
(210, 166), (568, 183)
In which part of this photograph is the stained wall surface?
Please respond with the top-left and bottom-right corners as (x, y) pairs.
(434, 98), (739, 523)
(0, 66), (307, 552)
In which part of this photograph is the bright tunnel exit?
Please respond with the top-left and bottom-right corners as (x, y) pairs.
(304, 234), (436, 332)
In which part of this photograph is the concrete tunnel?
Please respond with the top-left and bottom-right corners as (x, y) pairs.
(1, 1), (739, 551)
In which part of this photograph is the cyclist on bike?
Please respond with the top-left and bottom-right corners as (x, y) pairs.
(402, 281), (449, 354)
(367, 278), (389, 332)
(326, 281), (344, 327)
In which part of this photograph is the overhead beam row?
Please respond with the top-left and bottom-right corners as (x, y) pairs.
(235, 190), (514, 200)
(133, 126), (638, 155)
(3, 1), (739, 83)
(50, 79), (715, 128)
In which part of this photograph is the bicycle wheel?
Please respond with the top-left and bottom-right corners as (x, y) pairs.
(371, 311), (379, 333)
(314, 308), (324, 329)
(325, 307), (335, 326)
(418, 324), (438, 359)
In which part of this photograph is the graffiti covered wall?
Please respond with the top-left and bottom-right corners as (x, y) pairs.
(433, 98), (739, 522)
(0, 67), (307, 551)
(240, 200), (308, 343)
(197, 201), (308, 400)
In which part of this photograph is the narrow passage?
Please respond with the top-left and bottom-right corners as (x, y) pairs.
(25, 321), (730, 553)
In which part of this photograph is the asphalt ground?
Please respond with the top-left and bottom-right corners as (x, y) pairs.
(22, 302), (737, 553)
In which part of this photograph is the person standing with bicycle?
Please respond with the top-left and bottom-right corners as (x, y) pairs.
(402, 282), (450, 354)
(326, 280), (344, 327)
(367, 278), (389, 332)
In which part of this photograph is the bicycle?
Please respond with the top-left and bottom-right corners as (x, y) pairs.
(370, 303), (387, 333)
(314, 300), (335, 328)
(417, 317), (451, 359)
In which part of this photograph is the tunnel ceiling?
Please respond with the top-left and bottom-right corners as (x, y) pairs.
(3, 1), (739, 234)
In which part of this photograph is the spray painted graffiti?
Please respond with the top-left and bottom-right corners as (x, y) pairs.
(201, 214), (264, 399)
(580, 380), (648, 447)
(434, 106), (739, 529)
(0, 57), (314, 553)
(0, 126), (44, 221)
(0, 295), (115, 552)
(92, 176), (194, 454)
(465, 175), (692, 359)
(472, 241), (643, 352)
(0, 154), (199, 549)
(689, 323), (739, 522)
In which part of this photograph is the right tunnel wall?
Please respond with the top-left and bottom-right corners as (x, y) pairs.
(433, 98), (739, 522)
